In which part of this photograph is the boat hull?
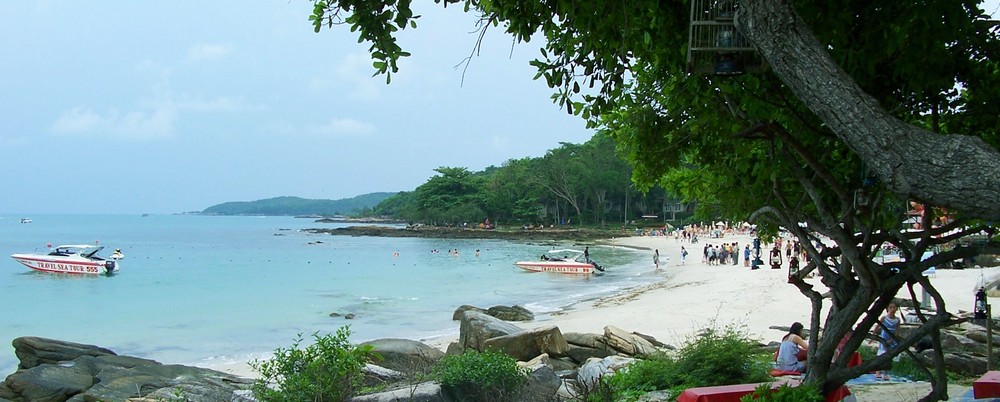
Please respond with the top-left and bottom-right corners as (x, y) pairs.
(11, 255), (116, 275)
(514, 261), (596, 275)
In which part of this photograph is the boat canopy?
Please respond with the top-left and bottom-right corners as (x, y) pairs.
(546, 249), (584, 254)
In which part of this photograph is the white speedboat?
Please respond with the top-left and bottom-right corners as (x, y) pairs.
(514, 249), (603, 275)
(11, 245), (123, 275)
(19, 218), (31, 224)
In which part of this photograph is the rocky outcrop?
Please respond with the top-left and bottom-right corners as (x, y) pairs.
(577, 355), (637, 392)
(452, 304), (534, 322)
(360, 338), (445, 373)
(0, 337), (251, 402)
(482, 326), (570, 362)
(604, 325), (658, 357)
(458, 311), (524, 351)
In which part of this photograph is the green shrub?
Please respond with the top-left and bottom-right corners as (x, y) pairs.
(433, 349), (529, 402)
(589, 323), (771, 401)
(250, 326), (378, 402)
(739, 383), (823, 402)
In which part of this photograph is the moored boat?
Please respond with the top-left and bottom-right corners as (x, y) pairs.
(11, 245), (123, 275)
(514, 249), (603, 275)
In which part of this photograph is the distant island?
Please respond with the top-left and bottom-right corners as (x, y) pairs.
(200, 193), (396, 216)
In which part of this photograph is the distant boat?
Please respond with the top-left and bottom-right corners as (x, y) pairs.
(142, 213), (150, 217)
(19, 218), (31, 224)
(11, 245), (123, 275)
(514, 249), (603, 275)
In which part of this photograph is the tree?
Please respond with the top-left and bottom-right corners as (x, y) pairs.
(309, 2), (1000, 398)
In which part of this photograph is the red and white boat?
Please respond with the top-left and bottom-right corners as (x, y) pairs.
(514, 249), (603, 275)
(11, 245), (123, 275)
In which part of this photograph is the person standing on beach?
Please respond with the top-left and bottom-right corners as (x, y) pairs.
(680, 246), (687, 265)
(871, 302), (900, 380)
(744, 245), (751, 267)
(653, 249), (660, 270)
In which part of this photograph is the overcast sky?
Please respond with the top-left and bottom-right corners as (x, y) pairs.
(2, 2), (998, 215)
(0, 1), (592, 214)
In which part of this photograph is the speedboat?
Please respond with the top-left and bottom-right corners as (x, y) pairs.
(19, 218), (31, 224)
(11, 245), (123, 275)
(514, 249), (603, 275)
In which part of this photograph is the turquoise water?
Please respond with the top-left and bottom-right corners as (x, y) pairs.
(0, 215), (654, 374)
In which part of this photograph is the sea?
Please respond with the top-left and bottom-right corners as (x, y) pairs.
(0, 214), (658, 375)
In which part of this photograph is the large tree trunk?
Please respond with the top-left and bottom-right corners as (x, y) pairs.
(737, 0), (1000, 222)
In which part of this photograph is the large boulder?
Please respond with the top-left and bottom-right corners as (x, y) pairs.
(0, 337), (251, 402)
(360, 338), (445, 374)
(12, 337), (116, 370)
(576, 355), (636, 392)
(482, 326), (569, 362)
(518, 355), (561, 402)
(486, 305), (535, 322)
(564, 344), (617, 364)
(349, 382), (446, 402)
(563, 332), (612, 350)
(603, 326), (658, 356)
(459, 311), (524, 351)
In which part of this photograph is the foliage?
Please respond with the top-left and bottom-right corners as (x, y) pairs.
(433, 349), (529, 402)
(307, 0), (1000, 398)
(372, 133), (685, 226)
(201, 193), (395, 216)
(249, 327), (378, 402)
(739, 383), (823, 402)
(594, 323), (771, 401)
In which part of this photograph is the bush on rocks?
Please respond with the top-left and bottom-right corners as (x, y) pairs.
(433, 349), (529, 402)
(250, 326), (378, 402)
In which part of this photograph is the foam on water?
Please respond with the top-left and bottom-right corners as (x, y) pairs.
(0, 214), (657, 374)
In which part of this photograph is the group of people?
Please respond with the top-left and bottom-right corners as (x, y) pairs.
(701, 242), (742, 265)
(775, 302), (900, 380)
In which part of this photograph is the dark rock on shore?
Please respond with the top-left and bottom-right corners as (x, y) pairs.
(0, 337), (251, 402)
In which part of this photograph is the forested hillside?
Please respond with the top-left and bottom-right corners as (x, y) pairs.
(369, 133), (691, 226)
(201, 193), (394, 216)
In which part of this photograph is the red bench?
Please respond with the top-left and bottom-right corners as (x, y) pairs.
(974, 371), (1000, 399)
(676, 378), (850, 402)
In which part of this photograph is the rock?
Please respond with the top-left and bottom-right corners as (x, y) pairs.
(453, 305), (485, 320)
(349, 382), (446, 402)
(459, 311), (524, 351)
(361, 363), (407, 388)
(359, 339), (445, 374)
(632, 331), (670, 349)
(563, 332), (611, 350)
(520, 358), (561, 402)
(1, 338), (251, 402)
(12, 336), (116, 370)
(486, 305), (535, 322)
(604, 326), (658, 356)
(940, 352), (989, 376)
(483, 326), (569, 362)
(577, 355), (636, 392)
(965, 329), (1000, 346)
(2, 363), (93, 402)
(564, 344), (616, 364)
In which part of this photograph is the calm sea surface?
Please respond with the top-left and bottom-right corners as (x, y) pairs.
(0, 214), (656, 374)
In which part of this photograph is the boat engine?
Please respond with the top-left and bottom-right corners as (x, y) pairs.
(104, 260), (116, 272)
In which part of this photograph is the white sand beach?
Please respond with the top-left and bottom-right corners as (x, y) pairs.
(212, 233), (999, 401)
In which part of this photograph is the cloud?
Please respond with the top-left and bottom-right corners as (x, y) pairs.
(185, 43), (232, 62)
(308, 53), (381, 102)
(50, 105), (176, 141)
(176, 96), (257, 113)
(308, 117), (376, 137)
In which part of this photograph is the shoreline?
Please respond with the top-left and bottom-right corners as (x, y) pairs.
(205, 232), (1000, 401)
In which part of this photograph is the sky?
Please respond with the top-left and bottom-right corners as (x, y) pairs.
(0, 2), (593, 214)
(2, 2), (998, 215)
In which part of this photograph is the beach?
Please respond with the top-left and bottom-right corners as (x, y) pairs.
(211, 232), (1000, 401)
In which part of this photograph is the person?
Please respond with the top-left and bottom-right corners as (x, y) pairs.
(743, 245), (751, 268)
(776, 322), (809, 373)
(653, 249), (660, 270)
(680, 246), (688, 265)
(584, 246), (590, 263)
(871, 302), (900, 380)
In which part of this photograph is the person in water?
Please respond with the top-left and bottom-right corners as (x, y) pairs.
(776, 322), (808, 372)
